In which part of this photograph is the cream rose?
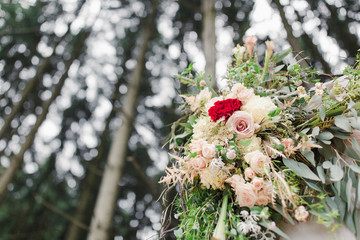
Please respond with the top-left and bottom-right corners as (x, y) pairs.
(202, 143), (216, 159)
(242, 95), (277, 125)
(244, 150), (270, 173)
(227, 111), (255, 139)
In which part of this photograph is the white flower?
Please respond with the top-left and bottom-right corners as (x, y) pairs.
(242, 95), (277, 125)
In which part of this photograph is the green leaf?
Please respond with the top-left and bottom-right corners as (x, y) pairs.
(180, 123), (193, 130)
(346, 178), (352, 211)
(238, 139), (252, 147)
(334, 115), (351, 132)
(272, 48), (292, 63)
(274, 64), (285, 73)
(188, 115), (198, 125)
(174, 228), (183, 238)
(330, 165), (344, 182)
(302, 149), (315, 166)
(275, 144), (285, 151)
(318, 131), (334, 141)
(268, 107), (281, 117)
(282, 158), (320, 181)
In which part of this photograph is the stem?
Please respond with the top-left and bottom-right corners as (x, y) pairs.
(261, 50), (271, 83)
(212, 194), (228, 240)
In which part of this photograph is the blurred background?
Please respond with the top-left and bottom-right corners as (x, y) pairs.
(0, 0), (359, 239)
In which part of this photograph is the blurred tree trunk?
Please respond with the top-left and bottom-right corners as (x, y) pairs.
(323, 1), (359, 58)
(86, 2), (158, 240)
(201, 0), (217, 89)
(272, 0), (309, 68)
(0, 30), (70, 140)
(294, 10), (331, 73)
(65, 52), (129, 240)
(0, 31), (90, 205)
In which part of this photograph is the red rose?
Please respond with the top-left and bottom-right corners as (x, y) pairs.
(208, 99), (242, 122)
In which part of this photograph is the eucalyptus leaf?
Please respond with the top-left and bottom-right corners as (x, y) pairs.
(330, 165), (344, 182)
(345, 211), (356, 233)
(283, 158), (320, 181)
(306, 95), (323, 110)
(319, 106), (326, 121)
(319, 144), (335, 159)
(334, 115), (351, 132)
(317, 166), (326, 183)
(352, 137), (360, 153)
(318, 131), (334, 141)
(302, 150), (315, 166)
(304, 179), (322, 191)
(346, 178), (353, 211)
(312, 126), (320, 137)
(332, 130), (351, 139)
(358, 177), (360, 208)
(349, 165), (360, 174)
(346, 146), (360, 160)
(334, 196), (346, 223)
(322, 161), (332, 169)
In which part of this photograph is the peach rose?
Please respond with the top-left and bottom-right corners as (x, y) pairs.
(190, 156), (207, 169)
(256, 194), (270, 206)
(244, 168), (256, 180)
(252, 177), (264, 190)
(235, 183), (258, 208)
(227, 83), (254, 102)
(202, 143), (216, 159)
(227, 111), (255, 139)
(244, 150), (270, 173)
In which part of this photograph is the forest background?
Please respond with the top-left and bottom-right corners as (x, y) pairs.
(0, 0), (359, 239)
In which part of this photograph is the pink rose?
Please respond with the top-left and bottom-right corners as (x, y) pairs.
(244, 151), (270, 173)
(295, 206), (309, 222)
(252, 177), (264, 190)
(227, 111), (255, 139)
(189, 139), (205, 154)
(226, 149), (236, 160)
(256, 195), (270, 206)
(235, 183), (258, 208)
(225, 174), (245, 186)
(190, 156), (207, 169)
(202, 143), (216, 159)
(244, 168), (256, 180)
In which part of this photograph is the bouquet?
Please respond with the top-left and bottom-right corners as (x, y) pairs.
(160, 36), (360, 240)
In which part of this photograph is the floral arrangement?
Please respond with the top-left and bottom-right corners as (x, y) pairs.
(160, 36), (360, 240)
